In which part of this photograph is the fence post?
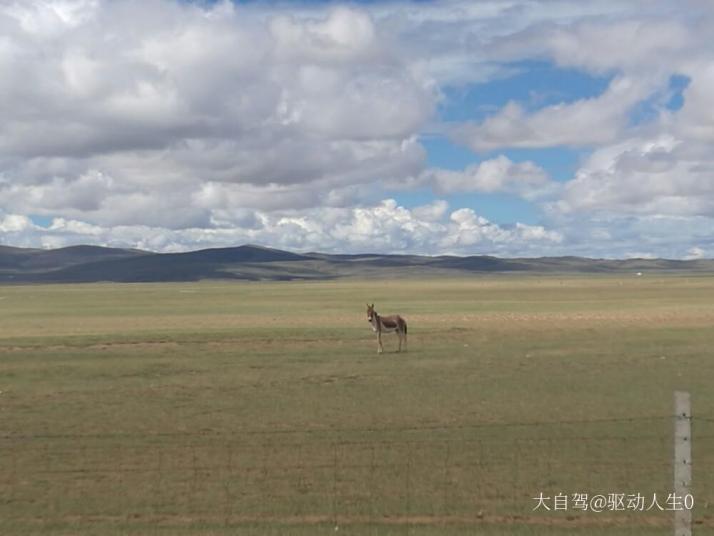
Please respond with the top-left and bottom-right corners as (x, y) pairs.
(673, 391), (692, 536)
(332, 442), (339, 531)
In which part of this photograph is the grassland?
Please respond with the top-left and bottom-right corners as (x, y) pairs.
(1, 275), (714, 535)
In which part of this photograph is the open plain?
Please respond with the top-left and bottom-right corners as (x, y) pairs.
(1, 276), (714, 535)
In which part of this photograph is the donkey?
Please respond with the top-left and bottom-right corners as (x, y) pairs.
(366, 303), (407, 354)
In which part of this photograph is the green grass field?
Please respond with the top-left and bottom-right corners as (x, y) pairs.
(2, 276), (714, 535)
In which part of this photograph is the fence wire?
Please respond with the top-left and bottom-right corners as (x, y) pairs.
(2, 415), (714, 533)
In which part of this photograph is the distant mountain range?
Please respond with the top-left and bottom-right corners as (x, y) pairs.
(0, 244), (712, 283)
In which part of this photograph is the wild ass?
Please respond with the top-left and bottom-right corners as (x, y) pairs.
(366, 303), (407, 354)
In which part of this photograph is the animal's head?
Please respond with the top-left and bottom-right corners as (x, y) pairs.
(366, 303), (375, 322)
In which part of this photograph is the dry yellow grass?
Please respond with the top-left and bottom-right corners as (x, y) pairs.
(1, 276), (713, 535)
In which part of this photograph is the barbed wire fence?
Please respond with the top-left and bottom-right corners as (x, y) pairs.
(2, 411), (714, 533)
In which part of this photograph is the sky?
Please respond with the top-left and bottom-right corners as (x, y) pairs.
(0, 0), (713, 258)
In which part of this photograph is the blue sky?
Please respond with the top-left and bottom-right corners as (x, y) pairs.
(2, 0), (713, 258)
(437, 61), (613, 122)
(389, 61), (607, 224)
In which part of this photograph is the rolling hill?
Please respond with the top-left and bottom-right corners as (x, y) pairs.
(0, 244), (712, 283)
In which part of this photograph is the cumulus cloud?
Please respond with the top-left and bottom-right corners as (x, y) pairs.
(444, 207), (562, 250)
(451, 76), (653, 151)
(270, 6), (378, 64)
(685, 246), (706, 260)
(2, 0), (714, 258)
(542, 123), (714, 259)
(672, 62), (714, 143)
(552, 134), (714, 218)
(0, 214), (33, 233)
(0, 200), (563, 256)
(0, 0), (434, 228)
(446, 1), (714, 258)
(422, 155), (552, 197)
(490, 17), (695, 76)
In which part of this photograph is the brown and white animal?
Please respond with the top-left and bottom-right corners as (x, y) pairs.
(366, 303), (407, 354)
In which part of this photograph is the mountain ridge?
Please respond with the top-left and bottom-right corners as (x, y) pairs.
(0, 244), (712, 283)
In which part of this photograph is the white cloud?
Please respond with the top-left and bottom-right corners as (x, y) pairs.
(0, 0), (434, 225)
(539, 19), (692, 75)
(685, 246), (705, 260)
(672, 62), (714, 143)
(451, 76), (653, 151)
(552, 135), (714, 217)
(423, 155), (552, 197)
(2, 0), (714, 259)
(412, 200), (449, 222)
(270, 6), (378, 63)
(0, 200), (563, 256)
(0, 214), (33, 233)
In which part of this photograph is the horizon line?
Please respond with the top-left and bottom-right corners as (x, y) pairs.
(0, 242), (710, 262)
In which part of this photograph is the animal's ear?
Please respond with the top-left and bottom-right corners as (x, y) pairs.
(371, 303), (374, 308)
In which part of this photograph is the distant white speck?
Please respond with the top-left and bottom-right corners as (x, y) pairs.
(636, 272), (643, 276)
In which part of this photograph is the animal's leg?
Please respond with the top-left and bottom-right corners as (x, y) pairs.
(378, 332), (383, 354)
(397, 332), (402, 352)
